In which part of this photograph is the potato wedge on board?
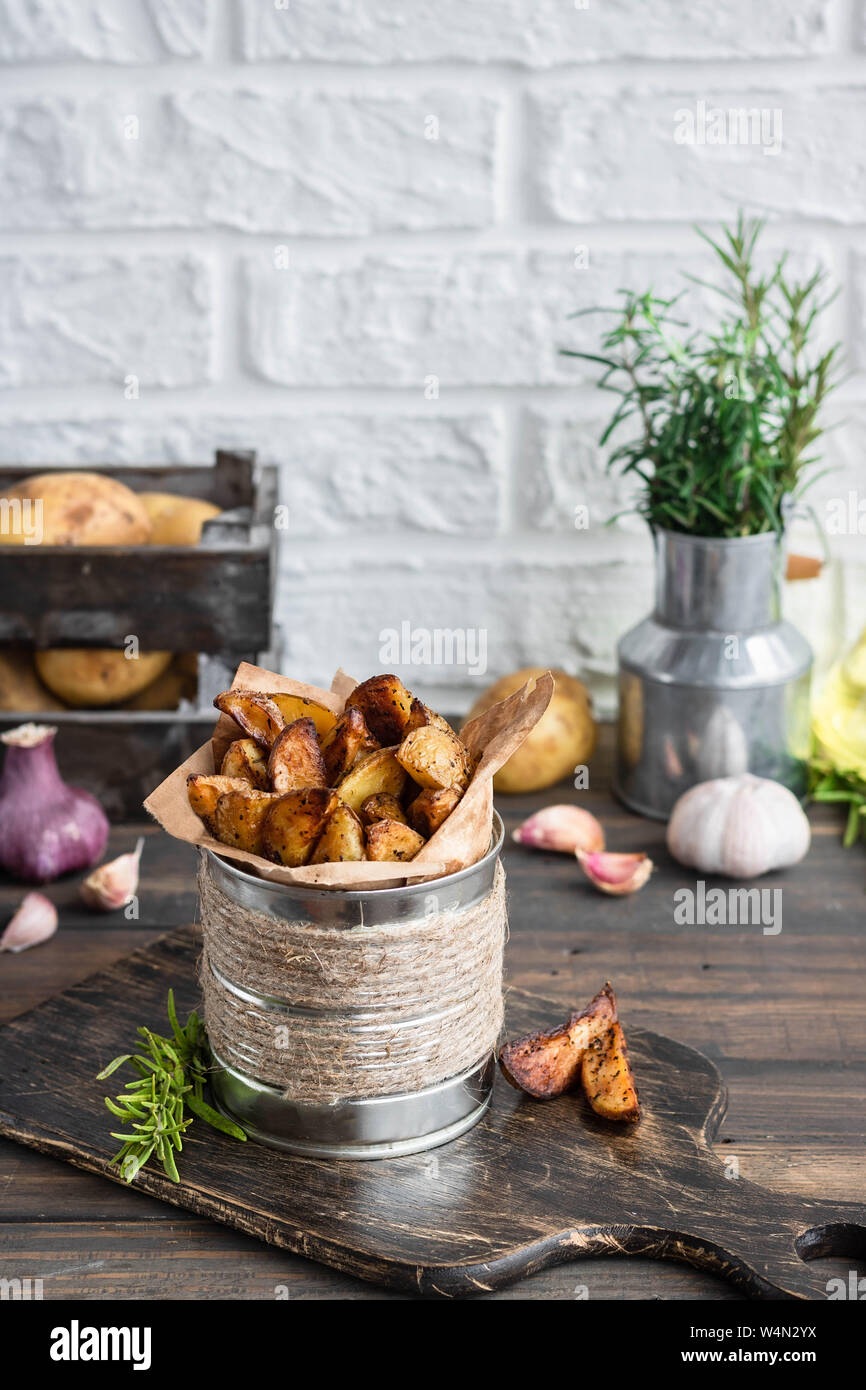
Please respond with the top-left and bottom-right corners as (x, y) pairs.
(405, 697), (456, 736)
(261, 789), (339, 868)
(187, 774), (252, 834)
(336, 748), (407, 814)
(215, 690), (285, 750)
(345, 673), (414, 744)
(581, 1021), (640, 1123)
(498, 984), (618, 1099)
(320, 706), (379, 785)
(407, 787), (462, 837)
(220, 738), (270, 790)
(266, 692), (337, 739)
(360, 793), (407, 827)
(365, 818), (425, 862)
(268, 718), (328, 793)
(310, 802), (366, 864)
(214, 788), (282, 855)
(396, 725), (474, 793)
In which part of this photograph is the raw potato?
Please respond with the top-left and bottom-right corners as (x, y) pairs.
(214, 788), (281, 855)
(139, 492), (221, 546)
(581, 1022), (641, 1123)
(0, 471), (151, 546)
(121, 657), (197, 712)
(267, 692), (338, 740)
(0, 647), (64, 712)
(336, 747), (407, 814)
(35, 648), (172, 707)
(220, 738), (270, 789)
(365, 818), (425, 862)
(463, 667), (596, 794)
(310, 802), (366, 863)
(360, 793), (407, 827)
(408, 787), (462, 838)
(187, 774), (251, 833)
(345, 674), (415, 744)
(215, 689), (285, 749)
(320, 706), (379, 783)
(396, 725), (474, 793)
(499, 985), (618, 1099)
(262, 789), (339, 867)
(268, 718), (328, 793)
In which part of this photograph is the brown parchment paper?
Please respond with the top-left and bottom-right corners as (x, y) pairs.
(144, 662), (554, 891)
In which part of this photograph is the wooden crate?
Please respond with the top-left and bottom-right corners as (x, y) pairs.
(0, 450), (278, 816)
(0, 450), (275, 651)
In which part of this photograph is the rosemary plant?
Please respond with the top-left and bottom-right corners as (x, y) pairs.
(563, 215), (840, 537)
(97, 990), (245, 1184)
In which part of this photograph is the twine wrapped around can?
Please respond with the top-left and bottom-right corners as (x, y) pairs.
(198, 851), (507, 1104)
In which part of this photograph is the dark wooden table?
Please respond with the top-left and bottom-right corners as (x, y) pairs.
(1, 729), (863, 1300)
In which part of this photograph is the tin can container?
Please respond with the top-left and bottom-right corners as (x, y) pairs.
(615, 530), (812, 820)
(205, 812), (505, 1160)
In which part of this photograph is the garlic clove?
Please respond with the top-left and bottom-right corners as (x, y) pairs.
(0, 892), (58, 952)
(80, 837), (144, 912)
(513, 804), (605, 855)
(577, 850), (653, 895)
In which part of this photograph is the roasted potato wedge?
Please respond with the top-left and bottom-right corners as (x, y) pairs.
(405, 697), (456, 735)
(215, 690), (285, 750)
(187, 774), (251, 833)
(407, 787), (462, 837)
(581, 1021), (640, 1123)
(365, 818), (425, 862)
(345, 673), (415, 744)
(214, 788), (281, 855)
(396, 725), (474, 793)
(336, 747), (407, 814)
(320, 706), (380, 784)
(261, 789), (339, 868)
(499, 985), (618, 1099)
(266, 692), (338, 739)
(268, 717), (328, 793)
(220, 738), (270, 789)
(310, 802), (366, 863)
(359, 793), (407, 827)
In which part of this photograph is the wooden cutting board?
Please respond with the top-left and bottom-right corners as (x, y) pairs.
(0, 926), (862, 1299)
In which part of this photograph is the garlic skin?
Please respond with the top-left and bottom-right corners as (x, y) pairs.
(80, 837), (144, 911)
(0, 892), (58, 952)
(577, 850), (653, 895)
(513, 805), (604, 855)
(0, 723), (108, 883)
(667, 774), (810, 879)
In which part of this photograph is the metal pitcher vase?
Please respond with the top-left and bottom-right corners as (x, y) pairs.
(614, 529), (812, 820)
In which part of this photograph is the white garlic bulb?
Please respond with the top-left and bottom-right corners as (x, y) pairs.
(667, 774), (811, 879)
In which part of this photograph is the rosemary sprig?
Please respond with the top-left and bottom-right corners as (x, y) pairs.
(97, 990), (246, 1184)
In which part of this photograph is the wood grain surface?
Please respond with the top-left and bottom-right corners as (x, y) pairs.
(2, 925), (864, 1299)
(0, 728), (863, 1300)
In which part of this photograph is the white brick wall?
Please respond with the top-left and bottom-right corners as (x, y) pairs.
(0, 0), (863, 714)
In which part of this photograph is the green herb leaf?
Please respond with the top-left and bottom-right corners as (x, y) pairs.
(187, 1092), (247, 1141)
(97, 992), (246, 1185)
(561, 212), (842, 537)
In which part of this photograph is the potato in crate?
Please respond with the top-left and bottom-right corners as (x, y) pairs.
(0, 451), (276, 817)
